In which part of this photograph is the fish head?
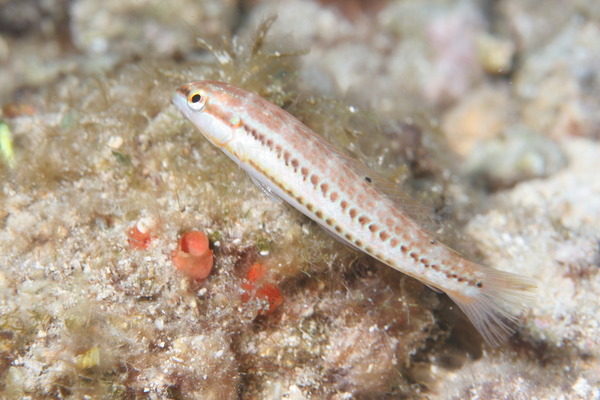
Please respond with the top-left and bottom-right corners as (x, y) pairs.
(173, 81), (239, 148)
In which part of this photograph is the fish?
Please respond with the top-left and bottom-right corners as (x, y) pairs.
(172, 80), (536, 346)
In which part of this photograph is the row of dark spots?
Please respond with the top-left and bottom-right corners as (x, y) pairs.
(248, 126), (289, 164)
(246, 156), (342, 242)
(247, 129), (407, 261)
(247, 127), (317, 201)
(339, 182), (482, 287)
(308, 179), (366, 250)
(353, 208), (391, 243)
(306, 170), (398, 249)
(406, 250), (483, 288)
(359, 176), (389, 240)
(244, 128), (358, 244)
(407, 250), (442, 276)
(255, 137), (349, 237)
(302, 171), (352, 235)
(306, 172), (381, 254)
(247, 127), (398, 256)
(244, 130), (315, 221)
(310, 174), (343, 205)
(346, 174), (485, 289)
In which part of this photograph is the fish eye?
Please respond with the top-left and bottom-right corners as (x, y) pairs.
(187, 91), (206, 111)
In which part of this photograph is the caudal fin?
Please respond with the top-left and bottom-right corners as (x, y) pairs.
(446, 267), (536, 346)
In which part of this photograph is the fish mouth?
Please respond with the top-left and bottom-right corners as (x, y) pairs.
(171, 89), (188, 113)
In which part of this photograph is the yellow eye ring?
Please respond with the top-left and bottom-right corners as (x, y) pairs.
(187, 91), (206, 111)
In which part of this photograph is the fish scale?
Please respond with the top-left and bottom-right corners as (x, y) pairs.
(173, 80), (536, 346)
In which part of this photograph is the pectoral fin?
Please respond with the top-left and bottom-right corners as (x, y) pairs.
(250, 174), (282, 203)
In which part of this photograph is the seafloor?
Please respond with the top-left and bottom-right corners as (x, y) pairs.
(1, 0), (599, 399)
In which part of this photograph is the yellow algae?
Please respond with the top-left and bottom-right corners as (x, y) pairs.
(75, 346), (101, 369)
(0, 121), (15, 168)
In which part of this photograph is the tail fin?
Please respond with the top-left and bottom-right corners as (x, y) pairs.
(446, 267), (537, 346)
